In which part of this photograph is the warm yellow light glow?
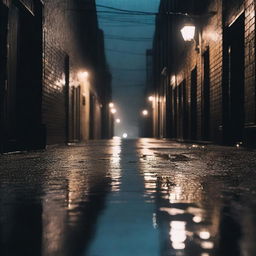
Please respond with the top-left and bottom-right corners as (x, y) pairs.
(170, 221), (187, 250)
(160, 207), (185, 216)
(77, 71), (89, 81)
(122, 133), (128, 138)
(116, 118), (121, 123)
(181, 25), (196, 41)
(199, 231), (211, 240)
(109, 102), (114, 108)
(170, 221), (186, 230)
(201, 241), (214, 249)
(172, 242), (186, 250)
(148, 96), (154, 102)
(193, 216), (202, 223)
(171, 75), (176, 86)
(111, 108), (117, 114)
(142, 110), (148, 116)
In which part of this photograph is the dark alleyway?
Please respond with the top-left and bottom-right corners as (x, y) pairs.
(1, 139), (256, 256)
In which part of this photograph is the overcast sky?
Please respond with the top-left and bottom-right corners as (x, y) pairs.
(96, 0), (160, 138)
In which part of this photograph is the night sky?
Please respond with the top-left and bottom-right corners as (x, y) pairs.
(96, 0), (160, 138)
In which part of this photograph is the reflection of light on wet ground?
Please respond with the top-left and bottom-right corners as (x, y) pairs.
(136, 139), (217, 255)
(170, 221), (187, 250)
(108, 141), (122, 192)
(87, 139), (160, 255)
(201, 241), (214, 249)
(166, 174), (204, 203)
(193, 215), (203, 223)
(152, 213), (158, 229)
(201, 253), (210, 256)
(143, 172), (157, 195)
(199, 231), (211, 240)
(160, 207), (185, 215)
(67, 168), (89, 211)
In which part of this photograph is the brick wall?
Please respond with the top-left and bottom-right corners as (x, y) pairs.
(153, 0), (256, 145)
(244, 0), (255, 125)
(42, 0), (103, 145)
(42, 40), (67, 145)
(171, 0), (223, 142)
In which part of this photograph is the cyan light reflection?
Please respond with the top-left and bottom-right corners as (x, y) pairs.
(152, 213), (158, 229)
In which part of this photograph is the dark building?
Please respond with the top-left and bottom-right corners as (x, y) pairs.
(0, 0), (112, 153)
(151, 0), (256, 146)
(0, 0), (44, 152)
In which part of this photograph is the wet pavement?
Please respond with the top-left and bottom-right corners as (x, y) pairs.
(1, 139), (256, 256)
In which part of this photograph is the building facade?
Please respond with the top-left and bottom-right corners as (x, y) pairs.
(151, 0), (256, 146)
(0, 0), (112, 153)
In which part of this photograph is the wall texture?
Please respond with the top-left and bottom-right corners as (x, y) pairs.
(152, 0), (256, 146)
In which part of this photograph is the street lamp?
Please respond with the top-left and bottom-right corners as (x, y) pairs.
(122, 133), (128, 138)
(142, 110), (148, 116)
(180, 24), (196, 41)
(116, 118), (121, 123)
(109, 102), (114, 108)
(148, 96), (154, 102)
(111, 108), (117, 114)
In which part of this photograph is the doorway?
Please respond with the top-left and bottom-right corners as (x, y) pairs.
(223, 14), (245, 144)
(181, 80), (188, 139)
(190, 67), (197, 140)
(202, 49), (210, 141)
(2, 3), (43, 151)
(70, 86), (81, 142)
(0, 3), (8, 152)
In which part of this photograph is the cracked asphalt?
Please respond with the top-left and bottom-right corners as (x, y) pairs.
(1, 138), (256, 256)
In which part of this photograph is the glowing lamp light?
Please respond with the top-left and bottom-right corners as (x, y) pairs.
(181, 25), (196, 41)
(78, 71), (89, 81)
(193, 216), (202, 223)
(122, 133), (128, 139)
(116, 118), (121, 123)
(199, 231), (211, 240)
(142, 110), (148, 116)
(109, 102), (114, 108)
(111, 108), (117, 114)
(148, 96), (154, 102)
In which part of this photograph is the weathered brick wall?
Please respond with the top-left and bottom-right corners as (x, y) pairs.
(42, 0), (102, 145)
(42, 40), (66, 145)
(169, 0), (256, 144)
(173, 0), (223, 142)
(244, 0), (255, 126)
(205, 0), (223, 142)
(42, 0), (70, 145)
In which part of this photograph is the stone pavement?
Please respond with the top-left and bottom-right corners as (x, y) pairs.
(0, 138), (256, 256)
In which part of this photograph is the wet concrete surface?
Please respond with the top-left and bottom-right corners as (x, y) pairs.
(1, 138), (256, 255)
